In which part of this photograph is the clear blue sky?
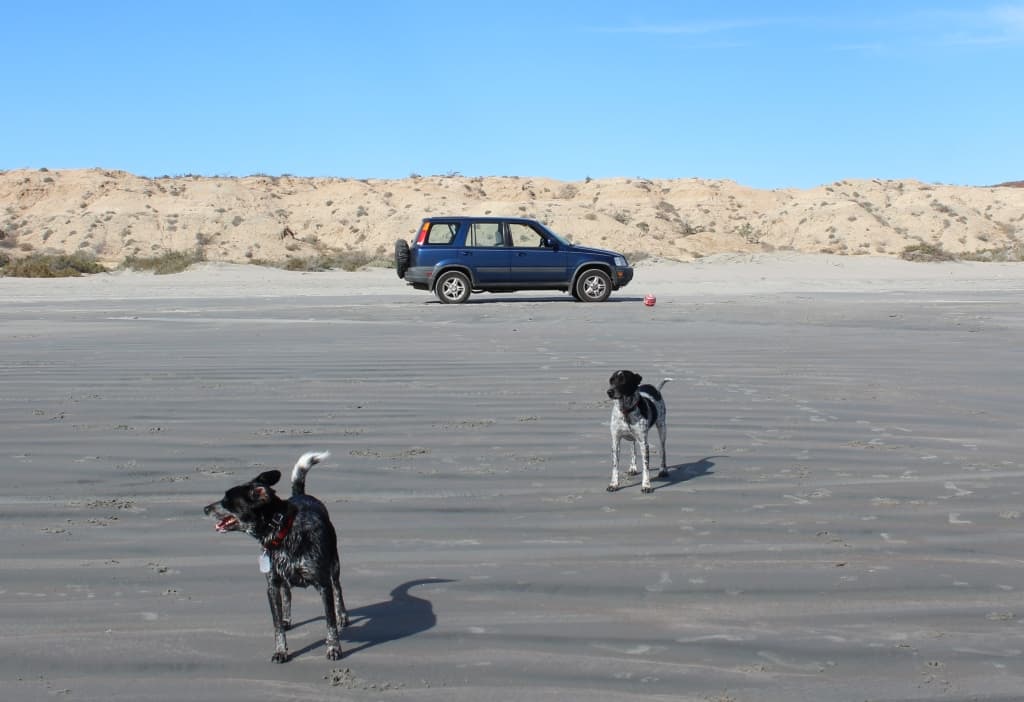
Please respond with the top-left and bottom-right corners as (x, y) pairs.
(3, 1), (1021, 189)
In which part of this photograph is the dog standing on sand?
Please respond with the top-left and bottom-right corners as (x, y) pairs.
(203, 451), (348, 662)
(606, 370), (672, 493)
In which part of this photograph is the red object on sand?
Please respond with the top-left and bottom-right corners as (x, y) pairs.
(644, 294), (656, 307)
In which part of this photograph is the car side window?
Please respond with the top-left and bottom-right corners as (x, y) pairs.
(424, 223), (457, 245)
(509, 223), (544, 248)
(467, 222), (504, 248)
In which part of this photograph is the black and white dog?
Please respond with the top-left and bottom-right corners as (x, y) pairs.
(606, 370), (672, 493)
(203, 451), (348, 662)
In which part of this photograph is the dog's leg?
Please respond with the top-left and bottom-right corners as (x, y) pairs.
(319, 585), (343, 660)
(332, 571), (349, 628)
(266, 577), (290, 663)
(640, 435), (653, 494)
(281, 583), (292, 630)
(327, 561), (349, 628)
(608, 435), (622, 491)
(628, 438), (640, 476)
(656, 420), (669, 478)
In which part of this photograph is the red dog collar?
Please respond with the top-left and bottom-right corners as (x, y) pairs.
(263, 511), (296, 550)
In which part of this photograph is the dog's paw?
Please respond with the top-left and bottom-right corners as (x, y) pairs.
(606, 484), (620, 492)
(271, 651), (290, 664)
(326, 645), (343, 661)
(627, 469), (640, 477)
(641, 485), (654, 494)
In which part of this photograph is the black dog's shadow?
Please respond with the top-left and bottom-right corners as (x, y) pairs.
(290, 578), (453, 660)
(620, 455), (721, 492)
(657, 455), (720, 488)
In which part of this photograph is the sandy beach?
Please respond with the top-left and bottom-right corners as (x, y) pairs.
(3, 255), (1024, 701)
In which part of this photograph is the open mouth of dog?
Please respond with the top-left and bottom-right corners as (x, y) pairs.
(214, 514), (240, 532)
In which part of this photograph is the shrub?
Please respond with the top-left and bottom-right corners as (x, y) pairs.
(960, 243), (1024, 262)
(330, 250), (380, 271)
(122, 249), (205, 274)
(3, 252), (107, 277)
(736, 223), (762, 244)
(264, 249), (385, 272)
(900, 242), (957, 262)
(284, 257), (314, 271)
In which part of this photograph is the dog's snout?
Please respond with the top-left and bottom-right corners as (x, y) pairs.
(203, 502), (218, 516)
(606, 388), (616, 398)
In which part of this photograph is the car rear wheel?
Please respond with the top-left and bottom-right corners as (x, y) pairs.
(435, 270), (471, 304)
(574, 269), (611, 302)
(394, 239), (410, 279)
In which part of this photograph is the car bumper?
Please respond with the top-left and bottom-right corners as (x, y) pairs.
(614, 266), (633, 288)
(404, 266), (434, 288)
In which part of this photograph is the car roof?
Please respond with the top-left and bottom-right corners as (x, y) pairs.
(423, 216), (542, 225)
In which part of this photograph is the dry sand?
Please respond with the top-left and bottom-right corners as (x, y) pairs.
(3, 256), (1024, 701)
(3, 169), (1023, 265)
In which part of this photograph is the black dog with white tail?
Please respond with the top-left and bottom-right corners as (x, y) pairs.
(204, 451), (348, 662)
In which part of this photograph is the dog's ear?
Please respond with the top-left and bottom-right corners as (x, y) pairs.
(253, 470), (281, 487)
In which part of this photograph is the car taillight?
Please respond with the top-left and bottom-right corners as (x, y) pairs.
(415, 222), (430, 245)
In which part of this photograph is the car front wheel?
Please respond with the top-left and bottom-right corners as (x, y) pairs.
(574, 269), (611, 302)
(435, 270), (471, 304)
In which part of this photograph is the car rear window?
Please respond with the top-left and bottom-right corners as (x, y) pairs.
(422, 222), (458, 245)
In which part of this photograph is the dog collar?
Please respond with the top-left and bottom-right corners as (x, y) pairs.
(263, 510), (296, 550)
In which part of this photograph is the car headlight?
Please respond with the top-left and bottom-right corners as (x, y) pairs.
(613, 256), (628, 267)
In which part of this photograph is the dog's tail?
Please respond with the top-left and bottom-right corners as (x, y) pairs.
(291, 451), (330, 496)
(657, 378), (674, 391)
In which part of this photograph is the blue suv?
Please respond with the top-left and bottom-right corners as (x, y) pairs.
(394, 217), (633, 303)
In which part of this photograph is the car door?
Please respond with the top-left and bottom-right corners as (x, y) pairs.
(460, 221), (510, 284)
(507, 221), (568, 284)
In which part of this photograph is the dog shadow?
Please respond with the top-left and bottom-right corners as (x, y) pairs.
(290, 577), (454, 660)
(649, 455), (722, 491)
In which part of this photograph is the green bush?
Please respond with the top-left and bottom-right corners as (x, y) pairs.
(900, 242), (957, 262)
(2, 252), (107, 277)
(960, 243), (1024, 262)
(270, 249), (385, 272)
(122, 249), (205, 274)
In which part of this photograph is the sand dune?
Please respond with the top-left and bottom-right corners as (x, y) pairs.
(2, 169), (1023, 268)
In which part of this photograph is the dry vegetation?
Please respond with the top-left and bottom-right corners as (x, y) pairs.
(2, 168), (1023, 276)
